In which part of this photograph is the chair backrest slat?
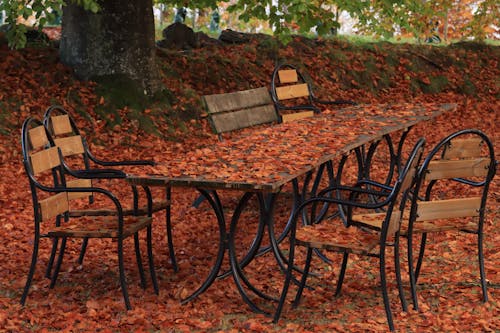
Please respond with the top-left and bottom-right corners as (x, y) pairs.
(28, 126), (49, 150)
(275, 83), (310, 101)
(54, 135), (86, 157)
(67, 178), (93, 200)
(416, 197), (481, 221)
(278, 69), (298, 84)
(30, 146), (61, 175)
(50, 114), (73, 135)
(38, 192), (69, 221)
(442, 137), (483, 159)
(425, 158), (490, 180)
(281, 111), (315, 123)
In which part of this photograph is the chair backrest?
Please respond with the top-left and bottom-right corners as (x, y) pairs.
(383, 138), (426, 236)
(22, 117), (92, 223)
(410, 129), (496, 226)
(203, 86), (279, 137)
(43, 105), (89, 161)
(43, 106), (95, 199)
(271, 63), (317, 122)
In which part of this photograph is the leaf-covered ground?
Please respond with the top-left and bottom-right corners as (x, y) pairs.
(0, 36), (499, 332)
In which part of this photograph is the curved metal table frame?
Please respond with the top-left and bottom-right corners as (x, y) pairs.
(126, 103), (456, 316)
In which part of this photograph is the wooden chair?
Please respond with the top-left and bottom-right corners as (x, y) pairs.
(20, 117), (158, 310)
(271, 63), (356, 122)
(274, 138), (426, 331)
(349, 129), (496, 310)
(403, 129), (496, 310)
(43, 105), (177, 273)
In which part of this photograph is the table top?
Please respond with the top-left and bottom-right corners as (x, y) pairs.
(128, 103), (456, 192)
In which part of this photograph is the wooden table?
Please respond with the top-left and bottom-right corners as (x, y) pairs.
(128, 102), (456, 314)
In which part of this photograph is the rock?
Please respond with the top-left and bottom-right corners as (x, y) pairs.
(196, 32), (221, 47)
(219, 29), (251, 44)
(158, 22), (199, 50)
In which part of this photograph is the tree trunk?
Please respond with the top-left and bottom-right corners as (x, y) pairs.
(59, 0), (162, 96)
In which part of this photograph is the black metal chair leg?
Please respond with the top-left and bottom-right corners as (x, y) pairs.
(415, 233), (428, 282)
(45, 237), (59, 278)
(50, 237), (67, 288)
(147, 225), (159, 294)
(335, 252), (349, 297)
(478, 232), (488, 302)
(118, 238), (132, 310)
(77, 238), (89, 265)
(293, 248), (313, 308)
(134, 232), (147, 289)
(380, 252), (395, 331)
(21, 235), (40, 305)
(394, 235), (408, 311)
(407, 232), (419, 310)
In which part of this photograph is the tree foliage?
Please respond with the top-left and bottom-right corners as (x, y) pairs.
(1, 0), (498, 49)
(0, 0), (99, 48)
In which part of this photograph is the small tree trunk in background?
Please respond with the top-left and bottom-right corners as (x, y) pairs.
(444, 10), (449, 42)
(192, 9), (197, 30)
(332, 8), (339, 36)
(59, 0), (162, 96)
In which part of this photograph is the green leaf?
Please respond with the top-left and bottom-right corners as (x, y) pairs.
(88, 2), (100, 13)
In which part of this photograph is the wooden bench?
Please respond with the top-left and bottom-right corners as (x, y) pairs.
(271, 63), (356, 122)
(203, 86), (279, 139)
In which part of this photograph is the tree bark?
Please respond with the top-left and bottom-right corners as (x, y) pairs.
(59, 0), (162, 96)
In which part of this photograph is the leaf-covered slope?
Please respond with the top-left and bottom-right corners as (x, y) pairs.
(0, 37), (498, 332)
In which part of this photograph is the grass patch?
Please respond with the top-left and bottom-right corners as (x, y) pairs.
(423, 75), (449, 93)
(326, 48), (348, 63)
(127, 108), (161, 136)
(412, 75), (449, 94)
(459, 76), (477, 96)
(94, 74), (150, 110)
(91, 74), (177, 134)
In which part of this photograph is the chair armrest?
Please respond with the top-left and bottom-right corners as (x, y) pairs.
(319, 183), (391, 199)
(58, 150), (127, 179)
(355, 179), (394, 192)
(66, 186), (124, 215)
(313, 98), (357, 106)
(274, 103), (320, 113)
(71, 168), (127, 179)
(314, 184), (393, 210)
(88, 150), (156, 167)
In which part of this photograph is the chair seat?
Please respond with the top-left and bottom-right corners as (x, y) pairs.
(47, 215), (152, 238)
(68, 200), (169, 217)
(295, 222), (380, 255)
(351, 212), (386, 230)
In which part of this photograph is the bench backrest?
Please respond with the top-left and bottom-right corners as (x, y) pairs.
(203, 87), (279, 136)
